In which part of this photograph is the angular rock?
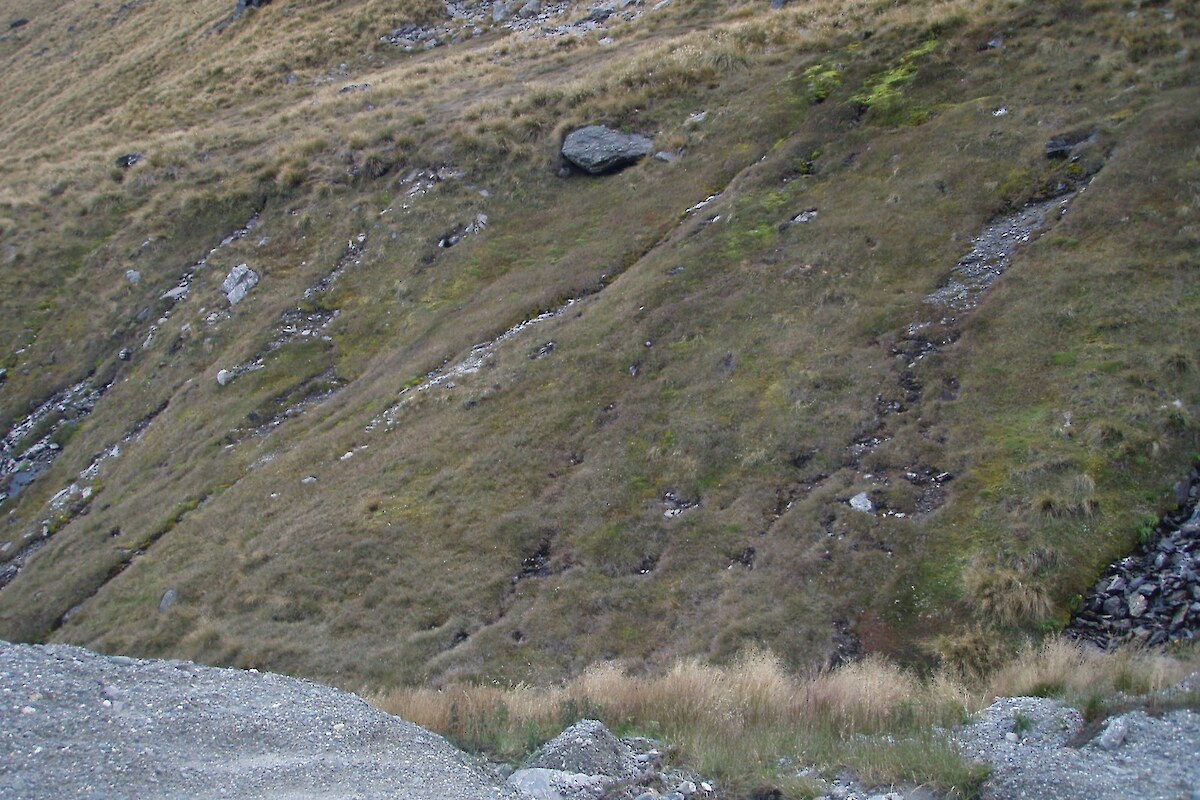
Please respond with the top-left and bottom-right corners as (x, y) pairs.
(1096, 715), (1129, 750)
(221, 264), (259, 305)
(561, 126), (654, 174)
(493, 1), (516, 22)
(527, 719), (640, 780)
(508, 768), (608, 800)
(849, 492), (874, 514)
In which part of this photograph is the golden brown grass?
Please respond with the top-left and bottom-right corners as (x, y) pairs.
(379, 650), (980, 795)
(375, 640), (1198, 797)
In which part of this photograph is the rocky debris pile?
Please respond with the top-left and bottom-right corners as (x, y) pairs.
(1067, 469), (1200, 649)
(561, 126), (654, 174)
(0, 379), (108, 506)
(662, 491), (699, 518)
(951, 693), (1200, 800)
(157, 214), (260, 310)
(439, 214), (489, 248)
(507, 719), (712, 800)
(1, 403), (167, 591)
(380, 0), (649, 50)
(0, 641), (521, 800)
(924, 194), (1073, 316)
(216, 233), (367, 389)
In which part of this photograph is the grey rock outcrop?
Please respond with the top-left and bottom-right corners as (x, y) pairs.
(561, 126), (654, 174)
(221, 263), (259, 305)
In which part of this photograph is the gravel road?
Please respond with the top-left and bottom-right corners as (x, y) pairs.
(0, 640), (521, 799)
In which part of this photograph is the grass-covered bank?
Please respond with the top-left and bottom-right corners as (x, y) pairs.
(376, 640), (1200, 798)
(1, 0), (1198, 691)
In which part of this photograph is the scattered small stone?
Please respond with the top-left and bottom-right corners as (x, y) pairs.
(125, 269), (141, 284)
(791, 208), (818, 224)
(158, 589), (177, 614)
(216, 369), (233, 387)
(654, 151), (678, 163)
(115, 153), (144, 169)
(338, 83), (370, 93)
(301, 475), (318, 485)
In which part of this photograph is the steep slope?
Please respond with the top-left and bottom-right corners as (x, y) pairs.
(0, 0), (1197, 687)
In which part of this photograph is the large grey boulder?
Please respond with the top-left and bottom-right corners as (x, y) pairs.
(561, 126), (654, 174)
(221, 264), (259, 305)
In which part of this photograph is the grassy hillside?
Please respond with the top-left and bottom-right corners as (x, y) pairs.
(0, 0), (1197, 690)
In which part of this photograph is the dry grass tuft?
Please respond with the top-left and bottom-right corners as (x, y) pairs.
(378, 640), (1198, 796)
(987, 637), (1199, 701)
(962, 563), (1054, 628)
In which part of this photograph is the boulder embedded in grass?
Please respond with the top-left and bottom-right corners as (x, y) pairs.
(561, 126), (654, 174)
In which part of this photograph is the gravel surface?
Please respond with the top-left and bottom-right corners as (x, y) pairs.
(0, 640), (521, 800)
(952, 695), (1200, 800)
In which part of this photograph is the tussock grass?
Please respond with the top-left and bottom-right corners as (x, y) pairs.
(380, 650), (980, 796)
(988, 637), (1200, 703)
(377, 640), (1198, 797)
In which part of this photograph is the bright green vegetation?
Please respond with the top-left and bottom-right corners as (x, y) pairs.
(0, 0), (1197, 714)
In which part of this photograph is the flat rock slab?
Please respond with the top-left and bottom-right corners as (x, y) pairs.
(0, 641), (520, 800)
(561, 126), (653, 174)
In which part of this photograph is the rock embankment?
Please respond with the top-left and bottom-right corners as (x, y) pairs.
(0, 641), (519, 800)
(1068, 469), (1200, 649)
